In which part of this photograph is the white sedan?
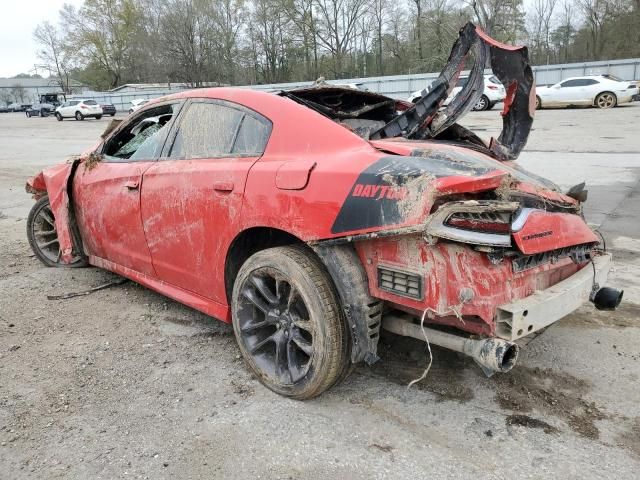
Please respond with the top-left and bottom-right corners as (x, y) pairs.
(55, 99), (103, 121)
(535, 75), (639, 109)
(409, 75), (506, 111)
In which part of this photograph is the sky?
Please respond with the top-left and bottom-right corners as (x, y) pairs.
(0, 0), (85, 78)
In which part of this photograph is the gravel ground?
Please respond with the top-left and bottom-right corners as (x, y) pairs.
(1, 104), (639, 479)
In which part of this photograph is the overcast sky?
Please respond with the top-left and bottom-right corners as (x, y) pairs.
(0, 0), (85, 78)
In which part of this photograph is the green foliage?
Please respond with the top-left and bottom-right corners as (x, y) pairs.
(37, 0), (640, 91)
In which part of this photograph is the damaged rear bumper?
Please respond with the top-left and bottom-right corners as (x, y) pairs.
(496, 252), (611, 340)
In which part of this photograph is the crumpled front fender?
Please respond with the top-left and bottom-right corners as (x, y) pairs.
(25, 160), (82, 264)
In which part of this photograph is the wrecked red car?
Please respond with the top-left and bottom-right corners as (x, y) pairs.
(26, 24), (622, 399)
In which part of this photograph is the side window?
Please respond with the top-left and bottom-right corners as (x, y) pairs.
(169, 103), (243, 159)
(232, 115), (271, 155)
(583, 79), (599, 86)
(69, 101), (79, 106)
(103, 103), (177, 161)
(560, 79), (582, 88)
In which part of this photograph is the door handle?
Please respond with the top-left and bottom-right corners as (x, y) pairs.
(125, 180), (139, 190)
(213, 181), (234, 192)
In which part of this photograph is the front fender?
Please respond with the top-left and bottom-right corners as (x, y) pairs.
(25, 160), (83, 264)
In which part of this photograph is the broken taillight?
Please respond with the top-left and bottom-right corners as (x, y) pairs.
(445, 211), (512, 234)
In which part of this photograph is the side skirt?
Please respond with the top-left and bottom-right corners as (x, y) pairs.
(89, 255), (232, 323)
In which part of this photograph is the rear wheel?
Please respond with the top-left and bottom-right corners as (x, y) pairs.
(95, 115), (102, 120)
(25, 111), (30, 118)
(231, 246), (349, 399)
(27, 196), (87, 268)
(595, 92), (616, 109)
(535, 96), (542, 110)
(75, 111), (84, 121)
(473, 95), (490, 111)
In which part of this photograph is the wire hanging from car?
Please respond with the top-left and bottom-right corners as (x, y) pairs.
(407, 302), (464, 390)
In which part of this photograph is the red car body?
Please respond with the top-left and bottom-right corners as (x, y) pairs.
(26, 24), (619, 392)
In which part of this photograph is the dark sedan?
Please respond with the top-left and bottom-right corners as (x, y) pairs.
(100, 103), (116, 116)
(26, 103), (54, 117)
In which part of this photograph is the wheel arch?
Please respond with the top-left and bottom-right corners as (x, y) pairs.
(224, 227), (383, 365)
(224, 227), (304, 304)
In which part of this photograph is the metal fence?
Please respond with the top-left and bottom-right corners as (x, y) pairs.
(70, 57), (640, 110)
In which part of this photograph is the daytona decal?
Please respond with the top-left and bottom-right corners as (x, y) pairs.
(331, 155), (493, 234)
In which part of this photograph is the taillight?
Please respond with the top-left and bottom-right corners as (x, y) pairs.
(446, 211), (511, 233)
(80, 105), (87, 109)
(487, 85), (498, 90)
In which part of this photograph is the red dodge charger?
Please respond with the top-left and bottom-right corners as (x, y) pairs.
(25, 24), (622, 399)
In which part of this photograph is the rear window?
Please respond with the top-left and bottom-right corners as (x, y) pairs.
(487, 75), (501, 85)
(232, 114), (271, 155)
(84, 100), (98, 105)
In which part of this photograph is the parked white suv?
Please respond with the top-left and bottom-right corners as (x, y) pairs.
(55, 99), (103, 121)
(409, 74), (506, 111)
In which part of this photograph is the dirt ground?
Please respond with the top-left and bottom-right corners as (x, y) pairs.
(1, 104), (639, 479)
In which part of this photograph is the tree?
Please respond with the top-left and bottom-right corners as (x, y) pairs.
(313, 0), (369, 77)
(61, 0), (142, 89)
(10, 85), (27, 103)
(0, 90), (13, 106)
(33, 21), (73, 97)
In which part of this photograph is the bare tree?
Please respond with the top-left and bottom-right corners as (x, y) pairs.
(10, 85), (27, 103)
(313, 0), (369, 77)
(33, 21), (72, 97)
(578, 0), (610, 59)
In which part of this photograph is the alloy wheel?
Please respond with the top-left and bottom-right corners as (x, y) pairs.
(236, 268), (315, 385)
(30, 203), (63, 264)
(596, 93), (615, 109)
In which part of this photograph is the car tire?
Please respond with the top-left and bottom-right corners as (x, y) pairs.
(473, 95), (490, 111)
(95, 115), (102, 120)
(25, 111), (30, 117)
(535, 96), (542, 110)
(75, 111), (84, 121)
(27, 195), (88, 268)
(595, 91), (617, 109)
(56, 113), (63, 121)
(110, 113), (115, 117)
(231, 245), (350, 400)
(128, 109), (133, 114)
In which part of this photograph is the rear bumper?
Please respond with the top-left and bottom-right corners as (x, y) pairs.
(496, 252), (611, 340)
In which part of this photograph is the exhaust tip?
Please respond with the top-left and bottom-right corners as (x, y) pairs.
(499, 343), (519, 372)
(591, 287), (624, 311)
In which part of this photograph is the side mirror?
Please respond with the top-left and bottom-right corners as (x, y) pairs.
(553, 84), (561, 89)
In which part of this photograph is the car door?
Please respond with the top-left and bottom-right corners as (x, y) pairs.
(72, 101), (182, 275)
(140, 98), (272, 304)
(62, 101), (78, 117)
(556, 79), (586, 104)
(580, 79), (601, 103)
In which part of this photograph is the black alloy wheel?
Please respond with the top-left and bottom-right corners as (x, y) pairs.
(232, 246), (349, 399)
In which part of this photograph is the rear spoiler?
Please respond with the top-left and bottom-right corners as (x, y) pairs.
(370, 22), (535, 161)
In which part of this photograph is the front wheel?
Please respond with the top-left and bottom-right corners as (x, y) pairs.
(56, 113), (63, 121)
(25, 111), (30, 118)
(26, 196), (87, 268)
(75, 111), (84, 121)
(595, 92), (617, 109)
(535, 96), (542, 110)
(231, 246), (350, 400)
